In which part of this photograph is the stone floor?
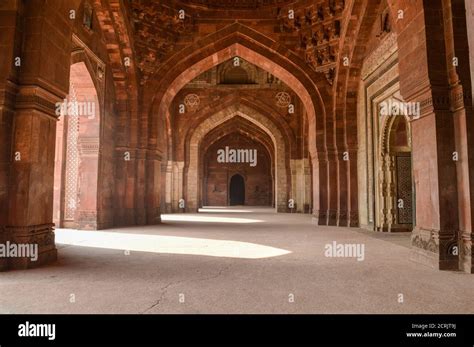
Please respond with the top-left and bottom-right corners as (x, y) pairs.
(1, 207), (473, 314)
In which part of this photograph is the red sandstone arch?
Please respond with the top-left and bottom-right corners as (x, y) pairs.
(185, 104), (289, 212)
(146, 23), (328, 155)
(201, 125), (274, 207)
(144, 23), (330, 216)
(180, 93), (296, 160)
(53, 61), (101, 229)
(201, 118), (276, 169)
(200, 117), (276, 206)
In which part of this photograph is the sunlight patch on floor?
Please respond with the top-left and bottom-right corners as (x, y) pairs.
(198, 206), (276, 214)
(55, 229), (291, 259)
(198, 208), (256, 213)
(161, 214), (263, 223)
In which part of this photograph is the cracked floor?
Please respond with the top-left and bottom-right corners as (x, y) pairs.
(1, 207), (474, 314)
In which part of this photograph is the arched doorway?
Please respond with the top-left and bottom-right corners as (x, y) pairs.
(229, 174), (245, 205)
(390, 116), (413, 227)
(186, 104), (287, 212)
(378, 115), (413, 232)
(53, 62), (101, 230)
(200, 122), (274, 208)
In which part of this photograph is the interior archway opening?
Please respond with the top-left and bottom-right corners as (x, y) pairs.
(53, 61), (101, 230)
(201, 130), (273, 208)
(163, 54), (313, 213)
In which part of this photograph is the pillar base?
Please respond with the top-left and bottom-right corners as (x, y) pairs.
(459, 232), (474, 273)
(2, 224), (57, 271)
(411, 227), (460, 271)
(410, 247), (439, 269)
(336, 211), (347, 227)
(146, 207), (162, 225)
(312, 210), (327, 225)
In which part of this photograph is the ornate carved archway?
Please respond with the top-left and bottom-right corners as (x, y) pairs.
(378, 114), (413, 232)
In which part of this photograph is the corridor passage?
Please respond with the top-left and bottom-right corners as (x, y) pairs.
(1, 207), (473, 314)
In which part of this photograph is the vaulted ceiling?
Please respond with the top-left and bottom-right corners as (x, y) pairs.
(125, 0), (346, 86)
(177, 0), (295, 9)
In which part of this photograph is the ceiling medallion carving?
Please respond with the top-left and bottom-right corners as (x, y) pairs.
(275, 92), (291, 108)
(184, 93), (200, 111)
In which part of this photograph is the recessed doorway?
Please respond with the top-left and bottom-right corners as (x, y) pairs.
(229, 174), (245, 205)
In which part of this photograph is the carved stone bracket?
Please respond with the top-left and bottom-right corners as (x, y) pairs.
(130, 2), (194, 85)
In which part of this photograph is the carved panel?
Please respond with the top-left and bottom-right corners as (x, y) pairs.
(361, 32), (397, 80)
(130, 2), (194, 85)
(278, 0), (344, 74)
(78, 137), (100, 156)
(396, 155), (412, 224)
(64, 82), (80, 221)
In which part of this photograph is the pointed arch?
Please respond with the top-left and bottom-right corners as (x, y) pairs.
(185, 103), (288, 212)
(53, 61), (101, 229)
(142, 23), (332, 218)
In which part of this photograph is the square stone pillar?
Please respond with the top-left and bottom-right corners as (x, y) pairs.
(312, 151), (329, 225)
(172, 161), (185, 213)
(114, 148), (138, 226)
(7, 86), (61, 269)
(166, 160), (173, 213)
(0, 0), (21, 271)
(145, 150), (162, 224)
(396, 1), (460, 271)
(290, 158), (312, 214)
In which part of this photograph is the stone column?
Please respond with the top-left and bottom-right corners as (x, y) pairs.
(114, 148), (137, 226)
(450, 0), (474, 273)
(312, 151), (329, 225)
(7, 86), (60, 269)
(326, 149), (338, 225)
(290, 158), (313, 214)
(396, 0), (459, 270)
(173, 161), (185, 213)
(145, 150), (162, 224)
(347, 148), (359, 227)
(164, 161), (173, 213)
(135, 148), (147, 225)
(336, 150), (348, 226)
(3, 0), (74, 270)
(0, 1), (19, 271)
